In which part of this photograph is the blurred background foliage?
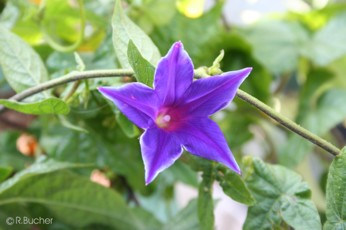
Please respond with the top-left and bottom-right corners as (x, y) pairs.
(0, 0), (346, 229)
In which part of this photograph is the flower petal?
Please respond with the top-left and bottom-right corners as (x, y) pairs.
(98, 83), (158, 129)
(140, 127), (183, 184)
(180, 68), (252, 116)
(177, 118), (241, 174)
(154, 41), (194, 105)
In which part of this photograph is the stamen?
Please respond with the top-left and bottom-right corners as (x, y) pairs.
(155, 112), (172, 129)
(163, 115), (171, 122)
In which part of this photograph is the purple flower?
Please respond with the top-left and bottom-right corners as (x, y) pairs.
(98, 42), (252, 185)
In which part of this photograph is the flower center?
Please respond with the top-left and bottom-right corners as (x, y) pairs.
(155, 113), (172, 129)
(155, 107), (186, 131)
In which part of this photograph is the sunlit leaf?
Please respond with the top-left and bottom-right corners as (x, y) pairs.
(112, 0), (161, 68)
(301, 13), (346, 66)
(241, 21), (309, 73)
(0, 26), (48, 99)
(41, 0), (85, 52)
(176, 0), (205, 18)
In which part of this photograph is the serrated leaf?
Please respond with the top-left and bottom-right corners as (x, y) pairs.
(0, 26), (48, 99)
(0, 168), (153, 229)
(324, 148), (346, 230)
(215, 165), (255, 206)
(0, 98), (70, 115)
(164, 199), (199, 230)
(281, 196), (322, 230)
(243, 157), (321, 230)
(112, 0), (161, 68)
(127, 40), (155, 87)
(198, 165), (214, 230)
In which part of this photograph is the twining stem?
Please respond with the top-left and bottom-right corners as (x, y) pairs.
(236, 90), (340, 156)
(0, 69), (341, 156)
(3, 69), (133, 103)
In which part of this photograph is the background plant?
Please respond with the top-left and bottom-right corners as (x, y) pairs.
(0, 0), (346, 229)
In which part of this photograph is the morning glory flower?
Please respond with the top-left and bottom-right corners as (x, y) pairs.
(98, 42), (252, 185)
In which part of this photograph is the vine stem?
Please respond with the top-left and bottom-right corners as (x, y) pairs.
(236, 90), (340, 156)
(0, 69), (341, 156)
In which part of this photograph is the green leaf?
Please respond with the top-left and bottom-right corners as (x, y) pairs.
(279, 89), (346, 167)
(104, 100), (139, 138)
(127, 40), (155, 87)
(0, 167), (12, 183)
(215, 165), (255, 206)
(241, 20), (309, 73)
(302, 13), (346, 66)
(0, 158), (88, 193)
(131, 208), (163, 230)
(112, 0), (161, 68)
(164, 160), (198, 187)
(59, 115), (88, 133)
(243, 156), (321, 230)
(0, 98), (70, 115)
(74, 52), (85, 71)
(324, 148), (346, 230)
(164, 199), (200, 230)
(0, 131), (33, 171)
(0, 26), (48, 98)
(151, 3), (224, 67)
(40, 115), (146, 192)
(116, 110), (140, 138)
(0, 203), (31, 230)
(40, 0), (85, 52)
(0, 167), (153, 229)
(134, 0), (176, 28)
(198, 164), (214, 230)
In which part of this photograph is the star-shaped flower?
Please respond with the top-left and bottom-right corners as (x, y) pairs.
(98, 42), (252, 185)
